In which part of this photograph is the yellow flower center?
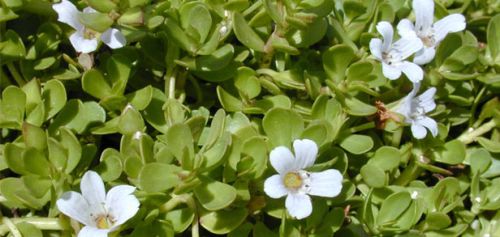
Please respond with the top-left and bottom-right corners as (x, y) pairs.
(96, 214), (114, 229)
(284, 172), (303, 189)
(83, 27), (97, 40)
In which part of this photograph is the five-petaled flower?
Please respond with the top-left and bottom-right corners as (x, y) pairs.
(370, 21), (424, 83)
(397, 0), (466, 65)
(52, 0), (126, 53)
(56, 171), (140, 237)
(395, 83), (438, 139)
(264, 139), (343, 219)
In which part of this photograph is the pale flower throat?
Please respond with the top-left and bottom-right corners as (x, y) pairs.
(283, 171), (311, 192)
(92, 212), (116, 229)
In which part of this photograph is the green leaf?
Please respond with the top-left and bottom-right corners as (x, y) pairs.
(369, 146), (400, 171)
(339, 134), (373, 154)
(477, 137), (500, 153)
(82, 69), (112, 99)
(95, 149), (123, 182)
(138, 163), (181, 192)
(164, 208), (194, 233)
(166, 123), (194, 169)
(125, 86), (153, 110)
(22, 122), (46, 151)
(118, 105), (145, 135)
(4, 143), (28, 175)
(23, 148), (51, 177)
(180, 1), (212, 43)
(217, 86), (244, 112)
(164, 18), (199, 54)
(87, 0), (117, 13)
(199, 208), (248, 234)
(194, 177), (237, 211)
(487, 14), (500, 63)
(235, 67), (261, 99)
(232, 12), (265, 52)
(433, 140), (466, 165)
(0, 86), (26, 128)
(0, 30), (26, 60)
(78, 12), (113, 32)
(376, 191), (412, 226)
(42, 79), (66, 120)
(360, 164), (386, 188)
(323, 44), (356, 82)
(263, 108), (304, 148)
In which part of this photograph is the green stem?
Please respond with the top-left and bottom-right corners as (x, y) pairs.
(159, 194), (191, 213)
(393, 158), (424, 186)
(458, 119), (498, 144)
(6, 63), (25, 86)
(470, 86), (486, 127)
(0, 217), (65, 236)
(349, 122), (375, 133)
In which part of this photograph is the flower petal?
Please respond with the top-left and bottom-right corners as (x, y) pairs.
(293, 139), (318, 170)
(285, 193), (312, 219)
(376, 21), (393, 52)
(105, 185), (140, 226)
(307, 169), (343, 197)
(264, 174), (288, 198)
(69, 31), (98, 53)
(52, 0), (83, 30)
(397, 19), (417, 38)
(382, 62), (402, 80)
(399, 61), (423, 83)
(101, 28), (127, 49)
(417, 87), (437, 112)
(270, 146), (296, 174)
(417, 116), (438, 137)
(80, 171), (106, 214)
(369, 38), (383, 60)
(413, 47), (436, 65)
(78, 226), (109, 237)
(413, 0), (434, 32)
(433, 14), (466, 43)
(56, 191), (92, 226)
(392, 37), (423, 60)
(411, 123), (427, 139)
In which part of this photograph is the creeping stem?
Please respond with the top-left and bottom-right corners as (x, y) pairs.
(0, 217), (66, 236)
(458, 119), (498, 144)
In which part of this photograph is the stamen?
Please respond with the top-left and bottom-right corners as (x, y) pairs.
(284, 172), (303, 189)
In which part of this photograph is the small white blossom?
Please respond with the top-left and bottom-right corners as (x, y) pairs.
(57, 171), (140, 237)
(397, 0), (466, 65)
(370, 21), (424, 83)
(264, 139), (343, 219)
(395, 83), (438, 139)
(52, 0), (126, 53)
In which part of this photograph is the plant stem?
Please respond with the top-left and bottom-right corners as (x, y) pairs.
(393, 158), (424, 186)
(159, 194), (190, 213)
(0, 217), (65, 236)
(458, 119), (498, 144)
(349, 122), (375, 133)
(6, 63), (25, 86)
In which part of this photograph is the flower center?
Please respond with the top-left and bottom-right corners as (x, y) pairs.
(417, 30), (436, 47)
(83, 27), (97, 40)
(410, 104), (426, 120)
(382, 50), (402, 65)
(95, 214), (115, 229)
(284, 172), (303, 189)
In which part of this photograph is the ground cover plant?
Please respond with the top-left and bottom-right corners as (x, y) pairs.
(0, 0), (500, 236)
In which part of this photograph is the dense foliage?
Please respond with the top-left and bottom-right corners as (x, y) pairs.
(1, 0), (500, 236)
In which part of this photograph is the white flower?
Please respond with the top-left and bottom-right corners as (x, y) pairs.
(370, 21), (424, 83)
(52, 0), (126, 53)
(397, 0), (466, 65)
(263, 139), (343, 219)
(395, 83), (438, 139)
(56, 171), (140, 237)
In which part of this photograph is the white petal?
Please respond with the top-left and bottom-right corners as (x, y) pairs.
(307, 169), (343, 197)
(293, 139), (318, 170)
(56, 191), (92, 226)
(264, 174), (288, 198)
(52, 0), (83, 30)
(392, 37), (423, 60)
(413, 0), (434, 32)
(369, 38), (383, 60)
(78, 226), (109, 237)
(433, 14), (466, 43)
(82, 7), (98, 14)
(417, 116), (438, 137)
(80, 171), (106, 214)
(376, 21), (393, 52)
(285, 193), (312, 219)
(270, 146), (296, 174)
(411, 123), (427, 139)
(105, 185), (140, 226)
(413, 47), (436, 65)
(69, 31), (98, 53)
(417, 87), (437, 112)
(382, 62), (402, 80)
(397, 19), (417, 38)
(398, 61), (423, 83)
(101, 28), (127, 49)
